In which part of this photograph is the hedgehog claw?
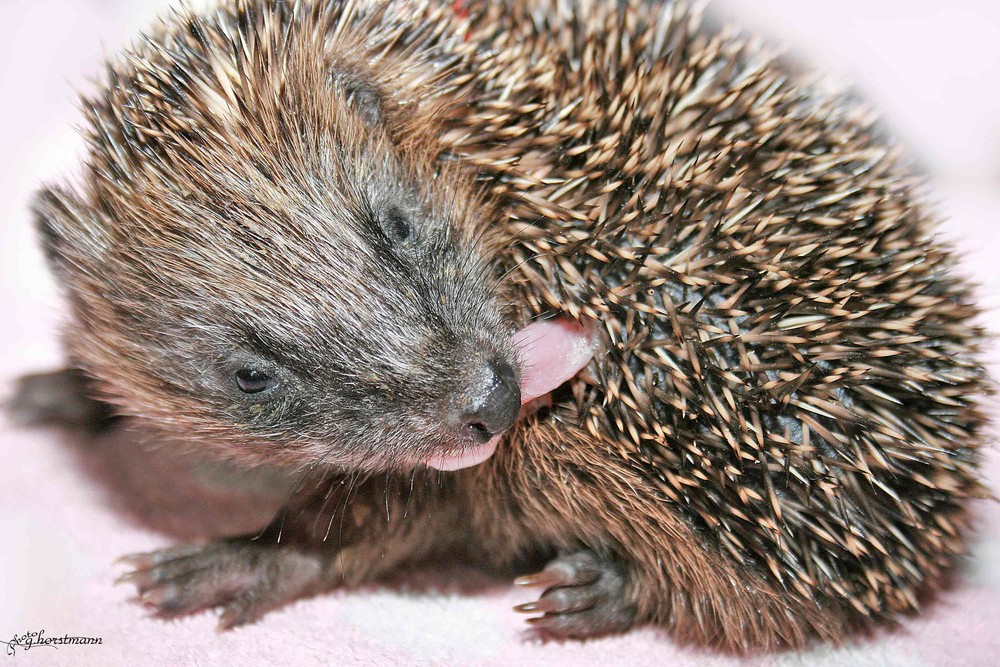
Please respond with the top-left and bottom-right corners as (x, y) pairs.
(515, 550), (636, 639)
(514, 568), (569, 589)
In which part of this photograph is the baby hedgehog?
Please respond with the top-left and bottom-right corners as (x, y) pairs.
(12, 0), (990, 654)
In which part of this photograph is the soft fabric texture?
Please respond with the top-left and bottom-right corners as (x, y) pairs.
(2, 1), (998, 665)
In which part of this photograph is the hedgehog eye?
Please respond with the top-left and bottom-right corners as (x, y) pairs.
(331, 71), (384, 127)
(234, 367), (277, 394)
(383, 208), (412, 243)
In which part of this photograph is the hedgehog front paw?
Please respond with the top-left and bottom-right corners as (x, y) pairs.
(513, 549), (636, 638)
(117, 538), (328, 629)
(7, 368), (114, 431)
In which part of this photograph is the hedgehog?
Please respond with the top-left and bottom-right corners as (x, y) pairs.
(9, 0), (990, 654)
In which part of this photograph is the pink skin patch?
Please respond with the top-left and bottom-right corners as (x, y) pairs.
(421, 318), (596, 471)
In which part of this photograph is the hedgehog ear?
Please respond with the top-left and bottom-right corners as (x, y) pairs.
(331, 70), (385, 127)
(32, 186), (108, 279)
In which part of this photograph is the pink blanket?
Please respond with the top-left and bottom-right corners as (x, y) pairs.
(2, 1), (998, 665)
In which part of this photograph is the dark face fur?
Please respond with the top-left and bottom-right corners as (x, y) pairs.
(33, 6), (520, 470)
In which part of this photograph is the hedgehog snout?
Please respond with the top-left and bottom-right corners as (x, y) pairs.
(448, 357), (521, 444)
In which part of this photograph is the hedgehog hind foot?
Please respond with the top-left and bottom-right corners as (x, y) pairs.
(117, 538), (332, 630)
(514, 549), (637, 639)
(6, 367), (116, 432)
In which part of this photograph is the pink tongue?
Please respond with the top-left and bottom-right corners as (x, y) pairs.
(512, 318), (596, 402)
(422, 318), (596, 472)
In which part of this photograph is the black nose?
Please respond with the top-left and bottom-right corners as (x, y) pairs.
(453, 357), (521, 444)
